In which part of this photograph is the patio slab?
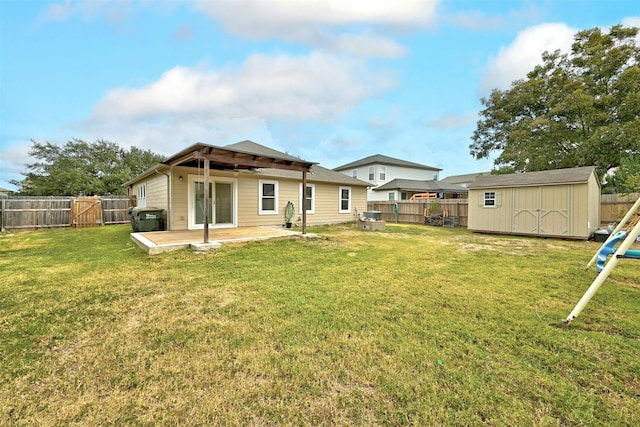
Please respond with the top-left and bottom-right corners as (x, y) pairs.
(130, 226), (315, 254)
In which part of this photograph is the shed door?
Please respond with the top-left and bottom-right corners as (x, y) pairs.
(539, 186), (569, 236)
(512, 186), (570, 236)
(512, 187), (539, 234)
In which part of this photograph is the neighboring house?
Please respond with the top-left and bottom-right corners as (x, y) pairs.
(0, 187), (13, 197)
(123, 141), (370, 231)
(372, 178), (467, 201)
(467, 166), (600, 240)
(440, 172), (491, 189)
(334, 154), (442, 201)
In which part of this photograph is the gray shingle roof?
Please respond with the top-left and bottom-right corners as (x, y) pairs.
(467, 166), (597, 189)
(373, 178), (467, 193)
(334, 154), (441, 172)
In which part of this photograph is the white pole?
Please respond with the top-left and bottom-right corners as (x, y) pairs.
(586, 197), (640, 270)
(566, 218), (640, 324)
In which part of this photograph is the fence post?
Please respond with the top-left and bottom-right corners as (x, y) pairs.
(1, 198), (5, 232)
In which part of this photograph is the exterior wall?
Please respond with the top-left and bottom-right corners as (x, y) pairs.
(342, 164), (438, 189)
(160, 166), (367, 230)
(468, 187), (512, 233)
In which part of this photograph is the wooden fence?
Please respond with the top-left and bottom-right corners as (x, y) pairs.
(368, 193), (639, 227)
(0, 196), (133, 231)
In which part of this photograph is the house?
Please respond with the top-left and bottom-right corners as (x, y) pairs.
(372, 178), (467, 201)
(467, 166), (600, 240)
(333, 154), (442, 201)
(0, 187), (13, 197)
(440, 172), (491, 189)
(123, 141), (370, 232)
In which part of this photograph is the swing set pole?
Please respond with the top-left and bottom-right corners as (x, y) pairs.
(565, 219), (640, 324)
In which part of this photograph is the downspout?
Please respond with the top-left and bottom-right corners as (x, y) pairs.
(154, 167), (171, 231)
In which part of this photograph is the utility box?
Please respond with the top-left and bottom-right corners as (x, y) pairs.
(130, 207), (164, 232)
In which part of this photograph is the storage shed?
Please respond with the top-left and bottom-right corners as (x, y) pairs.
(467, 166), (600, 240)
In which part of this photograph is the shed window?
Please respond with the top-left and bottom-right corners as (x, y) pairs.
(482, 191), (501, 207)
(339, 187), (351, 213)
(259, 180), (278, 214)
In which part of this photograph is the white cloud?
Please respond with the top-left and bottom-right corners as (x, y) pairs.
(481, 23), (577, 93)
(426, 113), (477, 130)
(91, 52), (394, 123)
(193, 0), (438, 57)
(82, 51), (395, 154)
(39, 0), (133, 24)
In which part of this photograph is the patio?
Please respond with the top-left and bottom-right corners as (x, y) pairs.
(131, 226), (314, 254)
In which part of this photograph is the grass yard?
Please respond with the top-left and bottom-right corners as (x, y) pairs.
(1, 223), (639, 426)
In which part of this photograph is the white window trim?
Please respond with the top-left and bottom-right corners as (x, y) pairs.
(368, 166), (375, 181)
(259, 180), (279, 215)
(483, 191), (497, 208)
(299, 183), (315, 214)
(379, 166), (386, 181)
(352, 169), (358, 179)
(137, 182), (147, 208)
(339, 186), (351, 213)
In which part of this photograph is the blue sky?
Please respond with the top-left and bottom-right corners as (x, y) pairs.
(1, 0), (639, 190)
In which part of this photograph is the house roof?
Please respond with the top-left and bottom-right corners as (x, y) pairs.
(124, 140), (368, 187)
(372, 178), (467, 193)
(467, 166), (598, 189)
(333, 154), (441, 172)
(440, 172), (491, 185)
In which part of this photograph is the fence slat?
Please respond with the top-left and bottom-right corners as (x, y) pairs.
(0, 196), (132, 230)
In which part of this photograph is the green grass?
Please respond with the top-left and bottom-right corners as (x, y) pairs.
(1, 224), (639, 426)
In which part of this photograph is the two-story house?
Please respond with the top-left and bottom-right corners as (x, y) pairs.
(334, 154), (462, 201)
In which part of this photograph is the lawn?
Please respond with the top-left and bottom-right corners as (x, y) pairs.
(1, 223), (639, 426)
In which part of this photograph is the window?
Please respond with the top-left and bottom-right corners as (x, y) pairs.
(379, 166), (386, 181)
(483, 191), (496, 207)
(339, 187), (351, 213)
(300, 183), (315, 214)
(137, 183), (147, 207)
(388, 192), (395, 201)
(401, 192), (408, 200)
(368, 166), (375, 181)
(259, 180), (278, 214)
(352, 169), (358, 178)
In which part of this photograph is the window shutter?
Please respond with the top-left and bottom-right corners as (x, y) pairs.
(478, 193), (484, 206)
(496, 192), (502, 207)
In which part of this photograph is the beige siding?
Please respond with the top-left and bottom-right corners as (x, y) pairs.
(131, 166), (367, 231)
(468, 188), (512, 232)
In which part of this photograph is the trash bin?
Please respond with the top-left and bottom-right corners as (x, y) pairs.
(130, 207), (164, 232)
(593, 228), (611, 243)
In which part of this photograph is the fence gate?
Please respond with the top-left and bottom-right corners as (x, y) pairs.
(72, 196), (103, 227)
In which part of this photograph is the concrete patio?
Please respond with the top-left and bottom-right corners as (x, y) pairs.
(131, 226), (315, 254)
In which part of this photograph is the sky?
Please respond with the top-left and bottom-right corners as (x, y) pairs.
(1, 0), (639, 190)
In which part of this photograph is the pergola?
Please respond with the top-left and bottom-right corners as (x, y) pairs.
(163, 143), (316, 243)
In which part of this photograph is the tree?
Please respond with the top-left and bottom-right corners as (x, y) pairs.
(11, 139), (166, 196)
(470, 24), (640, 188)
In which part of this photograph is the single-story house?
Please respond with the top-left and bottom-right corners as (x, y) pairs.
(467, 166), (600, 240)
(124, 141), (370, 234)
(372, 178), (467, 201)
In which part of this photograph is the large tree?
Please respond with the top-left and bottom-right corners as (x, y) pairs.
(470, 24), (640, 189)
(11, 139), (166, 196)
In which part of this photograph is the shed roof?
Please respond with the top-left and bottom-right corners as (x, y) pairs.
(467, 166), (598, 189)
(334, 154), (441, 172)
(373, 178), (467, 193)
(440, 172), (491, 185)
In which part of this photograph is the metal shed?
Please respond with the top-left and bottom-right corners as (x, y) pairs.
(467, 166), (600, 240)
